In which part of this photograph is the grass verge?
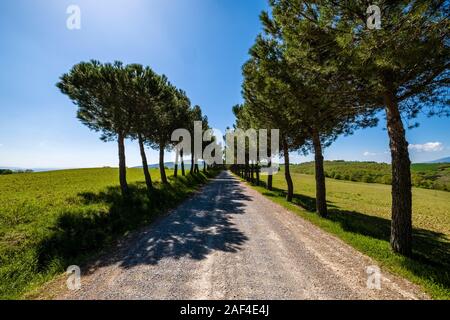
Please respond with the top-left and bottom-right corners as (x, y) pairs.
(236, 172), (450, 300)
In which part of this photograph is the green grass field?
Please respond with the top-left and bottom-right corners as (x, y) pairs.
(246, 170), (450, 299)
(0, 167), (216, 299)
(2, 166), (449, 299)
(291, 161), (450, 191)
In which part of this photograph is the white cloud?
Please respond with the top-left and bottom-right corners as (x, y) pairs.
(363, 151), (377, 157)
(409, 142), (444, 152)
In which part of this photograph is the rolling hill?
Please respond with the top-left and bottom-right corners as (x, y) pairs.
(290, 161), (450, 191)
(429, 157), (450, 163)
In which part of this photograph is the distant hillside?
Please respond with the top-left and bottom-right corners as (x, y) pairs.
(0, 168), (34, 175)
(0, 166), (58, 172)
(133, 161), (204, 170)
(291, 161), (450, 191)
(133, 162), (176, 169)
(429, 157), (450, 163)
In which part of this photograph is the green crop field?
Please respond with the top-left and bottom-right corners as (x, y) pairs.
(0, 167), (215, 299)
(2, 166), (449, 299)
(290, 161), (450, 191)
(247, 170), (450, 299)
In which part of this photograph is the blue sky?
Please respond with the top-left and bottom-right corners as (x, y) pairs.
(0, 0), (448, 169)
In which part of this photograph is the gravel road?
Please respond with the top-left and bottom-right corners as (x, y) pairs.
(58, 171), (427, 300)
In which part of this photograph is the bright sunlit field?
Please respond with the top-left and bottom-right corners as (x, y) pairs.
(248, 170), (450, 299)
(0, 167), (214, 299)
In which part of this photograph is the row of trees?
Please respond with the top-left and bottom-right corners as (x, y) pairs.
(233, 1), (449, 256)
(57, 61), (210, 195)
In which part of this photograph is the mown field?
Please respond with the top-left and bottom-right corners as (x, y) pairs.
(249, 170), (450, 299)
(0, 168), (216, 299)
(291, 161), (450, 191)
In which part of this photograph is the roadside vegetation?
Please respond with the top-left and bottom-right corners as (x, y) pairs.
(0, 167), (220, 299)
(237, 171), (450, 299)
(231, 1), (449, 258)
(291, 161), (450, 192)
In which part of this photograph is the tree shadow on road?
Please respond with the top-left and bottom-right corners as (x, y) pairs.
(38, 173), (250, 274)
(110, 175), (251, 268)
(36, 172), (251, 273)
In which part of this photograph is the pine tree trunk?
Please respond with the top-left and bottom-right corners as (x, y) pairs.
(267, 143), (273, 190)
(267, 160), (273, 191)
(174, 149), (179, 178)
(312, 129), (327, 217)
(159, 143), (168, 184)
(245, 159), (250, 181)
(117, 132), (128, 195)
(190, 153), (194, 174)
(282, 139), (293, 202)
(138, 134), (152, 191)
(384, 91), (412, 256)
(250, 163), (255, 183)
(203, 161), (206, 173)
(256, 164), (260, 186)
(180, 149), (185, 176)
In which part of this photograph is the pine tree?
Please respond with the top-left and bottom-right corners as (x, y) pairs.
(57, 61), (133, 196)
(270, 0), (449, 255)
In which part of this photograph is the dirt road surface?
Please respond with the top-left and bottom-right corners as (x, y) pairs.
(57, 171), (427, 300)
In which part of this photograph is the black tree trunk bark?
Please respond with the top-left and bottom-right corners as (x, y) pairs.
(245, 159), (250, 181)
(256, 164), (260, 186)
(384, 91), (412, 256)
(118, 132), (128, 195)
(174, 147), (179, 178)
(138, 134), (152, 191)
(282, 139), (293, 202)
(312, 129), (327, 217)
(159, 143), (168, 184)
(267, 160), (273, 191)
(180, 149), (185, 176)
